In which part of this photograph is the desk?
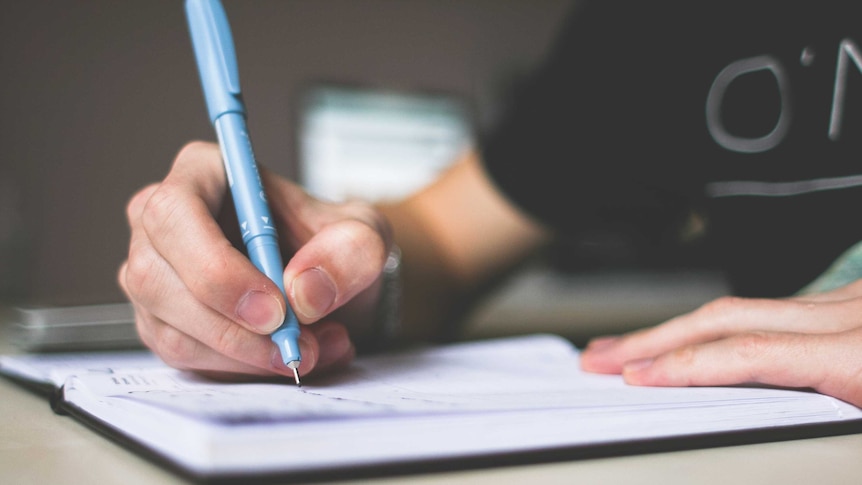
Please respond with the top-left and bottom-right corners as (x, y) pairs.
(463, 266), (732, 345)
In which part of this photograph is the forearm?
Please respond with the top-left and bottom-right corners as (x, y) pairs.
(377, 151), (551, 342)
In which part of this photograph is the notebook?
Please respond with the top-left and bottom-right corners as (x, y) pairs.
(2, 334), (861, 483)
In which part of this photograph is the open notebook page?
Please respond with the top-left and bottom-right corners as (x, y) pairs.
(58, 334), (862, 476)
(0, 350), (161, 389)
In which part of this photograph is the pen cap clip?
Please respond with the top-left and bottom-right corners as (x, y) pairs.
(185, 0), (245, 123)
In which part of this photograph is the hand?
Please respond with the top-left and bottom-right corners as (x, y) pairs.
(118, 141), (393, 380)
(580, 281), (862, 407)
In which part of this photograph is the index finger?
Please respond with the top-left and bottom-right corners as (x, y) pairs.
(620, 329), (862, 407)
(581, 295), (860, 374)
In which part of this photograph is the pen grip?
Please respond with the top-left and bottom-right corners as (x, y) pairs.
(245, 234), (287, 296)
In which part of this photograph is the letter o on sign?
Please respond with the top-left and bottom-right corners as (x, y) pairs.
(706, 55), (791, 153)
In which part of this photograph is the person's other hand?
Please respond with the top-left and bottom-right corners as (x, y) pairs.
(580, 281), (862, 407)
(118, 141), (393, 380)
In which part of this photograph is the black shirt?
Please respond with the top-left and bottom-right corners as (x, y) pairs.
(481, 0), (862, 296)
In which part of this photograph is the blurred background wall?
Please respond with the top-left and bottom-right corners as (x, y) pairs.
(0, 0), (574, 306)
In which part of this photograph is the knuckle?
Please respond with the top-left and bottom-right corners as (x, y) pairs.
(186, 243), (234, 296)
(209, 322), (251, 361)
(125, 183), (159, 223)
(731, 331), (772, 361)
(699, 295), (745, 317)
(117, 261), (130, 294)
(140, 185), (183, 238)
(175, 140), (217, 166)
(343, 200), (393, 245)
(123, 246), (163, 297)
(132, 313), (156, 350)
(338, 218), (388, 262)
(152, 325), (198, 369)
(123, 249), (154, 293)
(174, 141), (224, 178)
(691, 296), (748, 335)
(668, 345), (698, 367)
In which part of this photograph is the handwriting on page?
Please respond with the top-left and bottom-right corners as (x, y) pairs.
(67, 334), (845, 428)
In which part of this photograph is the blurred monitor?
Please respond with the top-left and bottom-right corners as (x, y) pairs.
(297, 85), (473, 203)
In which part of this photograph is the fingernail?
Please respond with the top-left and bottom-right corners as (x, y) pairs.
(623, 357), (654, 373)
(291, 268), (337, 320)
(237, 291), (284, 333)
(586, 336), (620, 352)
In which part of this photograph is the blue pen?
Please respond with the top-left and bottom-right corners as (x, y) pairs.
(185, 0), (302, 385)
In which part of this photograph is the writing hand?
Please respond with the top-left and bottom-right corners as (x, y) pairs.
(580, 281), (862, 407)
(118, 142), (393, 379)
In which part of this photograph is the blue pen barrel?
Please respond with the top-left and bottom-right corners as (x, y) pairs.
(214, 114), (274, 244)
(215, 112), (301, 365)
(187, 0), (301, 375)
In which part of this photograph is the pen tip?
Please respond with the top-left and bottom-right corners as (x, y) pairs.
(293, 368), (301, 387)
